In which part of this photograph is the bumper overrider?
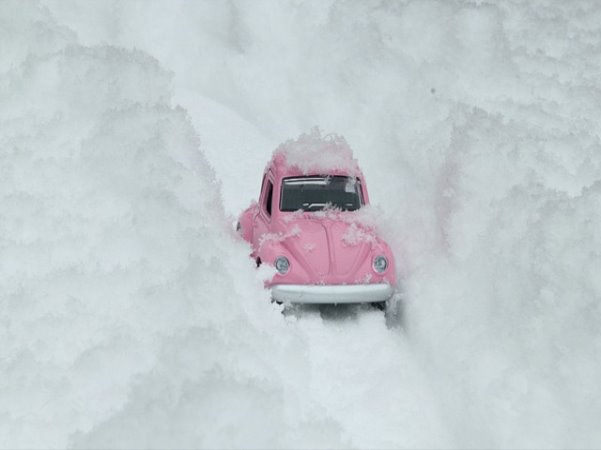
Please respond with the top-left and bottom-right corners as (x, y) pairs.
(271, 283), (394, 304)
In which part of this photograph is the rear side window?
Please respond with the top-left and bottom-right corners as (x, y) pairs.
(264, 180), (273, 216)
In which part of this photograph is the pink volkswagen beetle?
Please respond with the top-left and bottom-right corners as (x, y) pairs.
(237, 132), (397, 310)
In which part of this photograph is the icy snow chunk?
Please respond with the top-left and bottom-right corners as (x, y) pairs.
(342, 222), (377, 246)
(303, 242), (316, 253)
(271, 128), (362, 176)
(258, 224), (301, 250)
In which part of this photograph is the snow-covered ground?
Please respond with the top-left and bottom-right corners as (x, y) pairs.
(2, 1), (601, 448)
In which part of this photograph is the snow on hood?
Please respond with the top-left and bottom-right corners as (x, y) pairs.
(278, 205), (383, 246)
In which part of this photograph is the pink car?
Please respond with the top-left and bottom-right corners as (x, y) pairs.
(237, 133), (397, 308)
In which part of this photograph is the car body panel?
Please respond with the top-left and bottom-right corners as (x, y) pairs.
(237, 137), (396, 303)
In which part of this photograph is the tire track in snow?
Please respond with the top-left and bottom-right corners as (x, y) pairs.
(284, 305), (452, 448)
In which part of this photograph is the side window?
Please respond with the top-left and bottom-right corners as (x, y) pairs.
(264, 180), (273, 216)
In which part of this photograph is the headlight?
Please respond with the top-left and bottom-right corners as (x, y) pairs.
(275, 256), (290, 274)
(373, 255), (388, 273)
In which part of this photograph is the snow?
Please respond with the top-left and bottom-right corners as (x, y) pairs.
(341, 222), (377, 247)
(271, 129), (362, 177)
(259, 224), (302, 250)
(2, 0), (601, 448)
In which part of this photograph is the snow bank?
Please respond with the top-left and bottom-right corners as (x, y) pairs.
(6, 0), (601, 448)
(76, 1), (601, 447)
(406, 113), (601, 447)
(0, 6), (346, 449)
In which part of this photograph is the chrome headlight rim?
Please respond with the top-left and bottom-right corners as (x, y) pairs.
(275, 256), (290, 274)
(373, 255), (388, 274)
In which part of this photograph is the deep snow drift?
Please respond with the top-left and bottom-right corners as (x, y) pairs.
(2, 0), (601, 448)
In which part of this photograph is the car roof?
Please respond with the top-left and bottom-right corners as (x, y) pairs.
(265, 131), (365, 180)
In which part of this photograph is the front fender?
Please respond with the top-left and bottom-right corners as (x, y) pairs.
(237, 202), (258, 243)
(256, 238), (312, 287)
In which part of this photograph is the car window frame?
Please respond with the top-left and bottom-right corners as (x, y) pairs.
(260, 171), (275, 221)
(279, 175), (365, 212)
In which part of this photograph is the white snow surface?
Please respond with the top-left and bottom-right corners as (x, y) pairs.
(2, 0), (601, 448)
(272, 129), (362, 177)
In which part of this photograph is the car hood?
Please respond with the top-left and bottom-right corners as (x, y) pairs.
(269, 215), (385, 281)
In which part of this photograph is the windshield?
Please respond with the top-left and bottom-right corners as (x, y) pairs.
(280, 176), (363, 212)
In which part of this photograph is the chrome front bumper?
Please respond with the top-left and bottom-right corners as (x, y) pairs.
(271, 283), (394, 304)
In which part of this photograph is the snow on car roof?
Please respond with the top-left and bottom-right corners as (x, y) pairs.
(269, 129), (363, 178)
